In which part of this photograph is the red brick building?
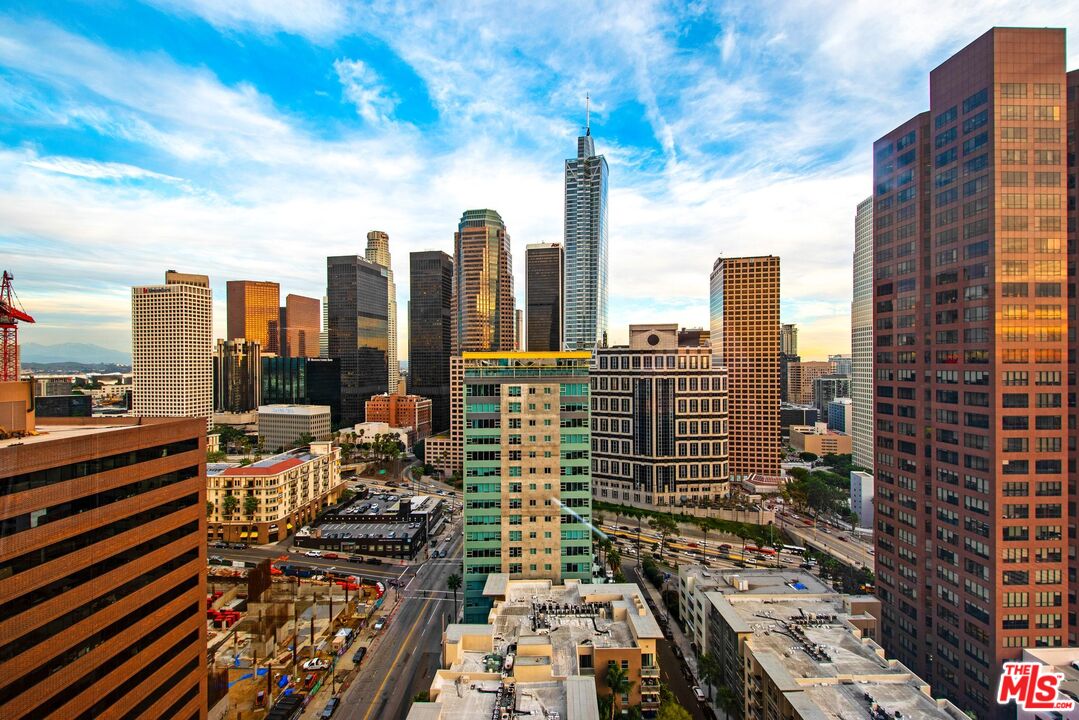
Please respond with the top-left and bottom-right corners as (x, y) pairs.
(364, 392), (432, 441)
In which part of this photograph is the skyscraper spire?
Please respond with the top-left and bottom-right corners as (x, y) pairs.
(585, 92), (590, 136)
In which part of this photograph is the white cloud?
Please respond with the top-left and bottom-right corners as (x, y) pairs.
(25, 157), (185, 183)
(333, 58), (398, 125)
(143, 0), (349, 40)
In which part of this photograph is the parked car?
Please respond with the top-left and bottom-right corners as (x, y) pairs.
(837, 535), (848, 542)
(305, 550), (322, 558)
(348, 555), (365, 563)
(719, 544), (731, 551)
(302, 658), (329, 671)
(367, 557), (383, 565)
(303, 673), (317, 689)
(693, 686), (706, 702)
(373, 617), (387, 632)
(352, 646), (368, 665)
(323, 552), (340, 560)
(321, 698), (340, 719)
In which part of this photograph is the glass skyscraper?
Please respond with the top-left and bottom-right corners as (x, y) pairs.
(563, 121), (608, 350)
(326, 255), (388, 426)
(451, 209), (515, 353)
(409, 250), (454, 433)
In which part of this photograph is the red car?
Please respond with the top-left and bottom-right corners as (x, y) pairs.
(323, 552), (340, 560)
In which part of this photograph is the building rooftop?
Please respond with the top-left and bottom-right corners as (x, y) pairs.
(316, 521), (420, 542)
(683, 566), (834, 596)
(1021, 648), (1079, 707)
(257, 404), (330, 416)
(207, 447), (328, 476)
(0, 416), (196, 450)
(417, 677), (587, 720)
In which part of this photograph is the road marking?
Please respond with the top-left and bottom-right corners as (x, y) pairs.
(361, 595), (436, 720)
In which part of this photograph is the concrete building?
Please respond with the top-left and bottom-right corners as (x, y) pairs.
(564, 113), (609, 351)
(525, 242), (563, 352)
(226, 279), (280, 354)
(827, 397), (853, 433)
(1069, 65), (1079, 653)
(678, 327), (710, 347)
(790, 423), (851, 456)
(786, 360), (836, 406)
(811, 374), (850, 416)
(261, 356), (341, 426)
(212, 338), (261, 413)
(592, 324), (729, 508)
(409, 250), (454, 433)
(452, 209), (515, 354)
(851, 196), (874, 470)
(257, 404), (331, 452)
(0, 408), (208, 719)
(364, 391), (432, 442)
(279, 293), (320, 358)
(677, 567), (965, 720)
(345, 421), (410, 447)
(32, 376), (73, 396)
(319, 294), (328, 358)
(206, 442), (342, 545)
(461, 352), (593, 622)
(409, 577), (659, 719)
(327, 255), (389, 425)
(780, 403), (818, 444)
(423, 356), (463, 477)
(849, 470), (874, 529)
(827, 353), (853, 377)
(872, 29), (1071, 713)
(365, 230), (398, 394)
(132, 271), (212, 424)
(34, 393), (92, 417)
(710, 256), (781, 479)
(779, 323), (800, 403)
(1012, 648), (1079, 720)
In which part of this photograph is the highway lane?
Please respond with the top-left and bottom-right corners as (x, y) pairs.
(776, 519), (873, 569)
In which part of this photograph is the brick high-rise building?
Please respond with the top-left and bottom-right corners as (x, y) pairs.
(365, 391), (432, 441)
(409, 251), (454, 433)
(1067, 68), (1079, 648)
(451, 209), (514, 354)
(525, 242), (563, 351)
(872, 28), (1070, 715)
(226, 280), (280, 354)
(280, 294), (320, 358)
(786, 360), (836, 406)
(709, 256), (781, 479)
(0, 409), (207, 720)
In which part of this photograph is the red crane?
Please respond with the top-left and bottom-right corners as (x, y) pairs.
(0, 271), (34, 382)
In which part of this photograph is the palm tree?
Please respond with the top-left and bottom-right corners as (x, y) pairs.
(243, 495), (259, 518)
(649, 515), (677, 562)
(222, 493), (240, 518)
(604, 662), (635, 720)
(447, 573), (462, 620)
(606, 547), (622, 579)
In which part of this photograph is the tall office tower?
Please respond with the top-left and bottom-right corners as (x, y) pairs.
(515, 309), (523, 350)
(780, 323), (798, 357)
(811, 374), (850, 416)
(827, 353), (853, 376)
(279, 294), (320, 358)
(327, 255), (389, 426)
(451, 209), (515, 353)
(525, 243), (564, 351)
(852, 196), (875, 470)
(591, 325), (729, 508)
(0, 409), (208, 720)
(132, 271), (213, 423)
(872, 29), (1069, 715)
(710, 256), (781, 479)
(1067, 69), (1079, 648)
(564, 112), (609, 351)
(319, 294), (328, 358)
(261, 356), (342, 425)
(365, 231), (398, 393)
(212, 338), (261, 413)
(409, 251), (454, 433)
(461, 351), (593, 622)
(226, 280), (280, 354)
(779, 323), (801, 403)
(786, 360), (836, 405)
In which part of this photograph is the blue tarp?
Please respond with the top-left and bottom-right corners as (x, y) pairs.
(227, 673), (254, 688)
(278, 675), (290, 688)
(256, 667), (269, 676)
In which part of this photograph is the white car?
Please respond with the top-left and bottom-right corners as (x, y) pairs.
(692, 687), (706, 702)
(305, 550), (322, 558)
(302, 658), (330, 671)
(373, 617), (387, 632)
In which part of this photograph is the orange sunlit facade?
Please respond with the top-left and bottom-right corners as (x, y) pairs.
(227, 280), (280, 354)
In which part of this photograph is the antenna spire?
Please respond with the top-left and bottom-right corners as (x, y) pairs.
(585, 92), (590, 135)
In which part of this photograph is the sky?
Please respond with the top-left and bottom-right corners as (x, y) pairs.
(2, 1), (1078, 362)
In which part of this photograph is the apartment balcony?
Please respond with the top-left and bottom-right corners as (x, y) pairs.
(641, 665), (660, 678)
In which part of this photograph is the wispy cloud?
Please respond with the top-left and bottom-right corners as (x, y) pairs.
(333, 58), (398, 125)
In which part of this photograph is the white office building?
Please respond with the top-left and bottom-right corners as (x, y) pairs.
(851, 197), (874, 470)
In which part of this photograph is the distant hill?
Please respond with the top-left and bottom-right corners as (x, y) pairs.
(21, 342), (130, 365)
(23, 361), (131, 374)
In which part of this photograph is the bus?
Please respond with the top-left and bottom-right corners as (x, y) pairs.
(780, 545), (806, 556)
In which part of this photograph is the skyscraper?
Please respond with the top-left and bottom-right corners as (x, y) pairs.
(872, 28), (1069, 715)
(779, 323), (800, 403)
(409, 250), (454, 433)
(365, 230), (398, 393)
(709, 256), (780, 479)
(460, 351), (593, 622)
(827, 353), (852, 377)
(451, 209), (514, 353)
(319, 294), (328, 358)
(851, 196), (874, 470)
(213, 338), (261, 413)
(226, 280), (280, 353)
(786, 360), (836, 406)
(526, 242), (564, 351)
(1067, 68), (1079, 650)
(327, 255), (389, 426)
(132, 271), (212, 423)
(563, 109), (608, 350)
(280, 293), (320, 358)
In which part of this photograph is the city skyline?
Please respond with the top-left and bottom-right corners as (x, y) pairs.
(8, 5), (1078, 360)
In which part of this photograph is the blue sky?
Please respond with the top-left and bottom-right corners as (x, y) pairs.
(2, 1), (1077, 361)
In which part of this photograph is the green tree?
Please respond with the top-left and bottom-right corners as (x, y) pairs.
(657, 702), (692, 720)
(206, 449), (226, 462)
(447, 573), (462, 620)
(699, 652), (723, 702)
(243, 495), (259, 518)
(607, 546), (622, 578)
(715, 685), (740, 719)
(222, 493), (240, 518)
(294, 432), (315, 448)
(649, 515), (678, 561)
(798, 451), (818, 463)
(412, 690), (431, 703)
(604, 662), (635, 720)
(206, 500), (214, 518)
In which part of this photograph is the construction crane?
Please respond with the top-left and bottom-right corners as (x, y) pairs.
(0, 271), (34, 382)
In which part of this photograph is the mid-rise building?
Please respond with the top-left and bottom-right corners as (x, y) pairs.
(409, 251), (454, 433)
(226, 279), (280, 354)
(319, 294), (328, 358)
(461, 352), (592, 622)
(451, 209), (515, 353)
(327, 255), (389, 425)
(786, 360), (836, 406)
(257, 404), (332, 452)
(206, 442), (342, 545)
(710, 256), (780, 478)
(364, 391), (432, 442)
(34, 393), (92, 417)
(790, 422), (851, 456)
(32, 376), (73, 396)
(851, 196), (874, 470)
(591, 324), (729, 508)
(279, 293), (320, 358)
(365, 230), (398, 393)
(780, 403), (818, 444)
(849, 470), (874, 529)
(423, 356), (464, 477)
(132, 271), (212, 424)
(779, 323), (800, 403)
(827, 396), (853, 433)
(827, 353), (853, 376)
(811, 373), (850, 416)
(260, 356), (341, 426)
(564, 114), (609, 351)
(212, 338), (261, 413)
(677, 327), (710, 347)
(525, 242), (564, 352)
(0, 407), (208, 720)
(872, 28), (1070, 713)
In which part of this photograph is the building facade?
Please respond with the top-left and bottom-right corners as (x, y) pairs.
(811, 374), (851, 416)
(1068, 68), (1079, 649)
(327, 255), (389, 425)
(409, 250), (454, 433)
(827, 397), (853, 433)
(790, 422), (852, 456)
(364, 392), (432, 442)
(132, 271), (212, 424)
(780, 403), (818, 443)
(827, 353), (853, 376)
(849, 470), (874, 529)
(461, 352), (593, 623)
(779, 323), (800, 404)
(257, 404), (332, 452)
(872, 28), (1070, 715)
(365, 231), (398, 393)
(226, 280), (280, 354)
(0, 414), (208, 720)
(424, 356), (464, 477)
(709, 256), (781, 478)
(261, 356), (341, 426)
(452, 209), (515, 354)
(591, 325), (729, 508)
(525, 242), (564, 352)
(280, 294), (320, 358)
(564, 121), (609, 351)
(851, 195), (875, 470)
(786, 360), (836, 406)
(212, 338), (261, 413)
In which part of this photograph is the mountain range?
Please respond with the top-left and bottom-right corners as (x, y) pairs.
(20, 342), (131, 365)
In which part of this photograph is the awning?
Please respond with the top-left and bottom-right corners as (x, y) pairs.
(240, 532), (249, 538)
(287, 523), (294, 530)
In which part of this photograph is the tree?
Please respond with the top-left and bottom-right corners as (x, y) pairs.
(222, 493), (240, 518)
(715, 685), (740, 719)
(206, 500), (215, 518)
(649, 515), (678, 561)
(798, 451), (818, 463)
(243, 495), (259, 518)
(412, 690), (431, 703)
(699, 652), (723, 702)
(447, 573), (462, 620)
(657, 702), (692, 720)
(607, 547), (622, 578)
(206, 449), (226, 462)
(294, 432), (315, 448)
(604, 662), (635, 720)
